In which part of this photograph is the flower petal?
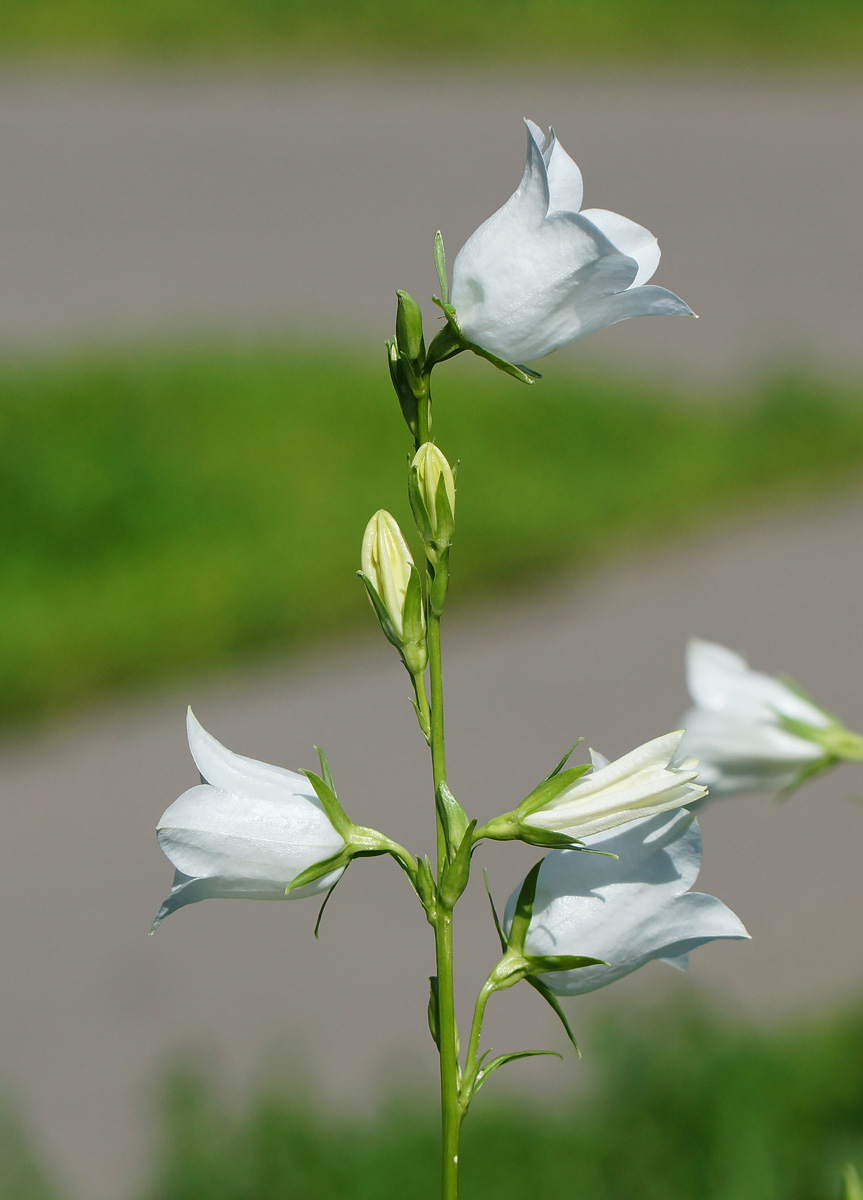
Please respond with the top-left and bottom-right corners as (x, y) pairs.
(186, 709), (309, 801)
(544, 126), (584, 216)
(580, 208), (660, 286)
(157, 782), (344, 881)
(686, 639), (829, 727)
(151, 865), (344, 930)
(559, 282), (694, 344)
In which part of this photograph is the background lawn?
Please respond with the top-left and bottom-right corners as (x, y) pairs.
(1, 343), (862, 726)
(3, 0), (863, 63)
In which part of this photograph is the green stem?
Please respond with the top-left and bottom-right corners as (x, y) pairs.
(428, 605), (447, 872)
(434, 906), (461, 1200)
(461, 978), (495, 1111)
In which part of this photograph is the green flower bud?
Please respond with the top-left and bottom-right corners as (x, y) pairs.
(395, 290), (425, 365)
(409, 443), (455, 564)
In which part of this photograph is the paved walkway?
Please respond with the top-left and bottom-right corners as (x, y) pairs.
(1, 67), (862, 380)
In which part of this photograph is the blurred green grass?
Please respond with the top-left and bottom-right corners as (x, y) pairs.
(138, 995), (863, 1200)
(3, 0), (863, 62)
(2, 344), (862, 726)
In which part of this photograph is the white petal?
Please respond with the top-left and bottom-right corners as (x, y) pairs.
(506, 811), (748, 997)
(544, 127), (584, 216)
(681, 708), (823, 765)
(561, 282), (694, 344)
(151, 865), (343, 930)
(186, 709), (310, 801)
(157, 782), (344, 882)
(686, 639), (829, 728)
(580, 208), (660, 286)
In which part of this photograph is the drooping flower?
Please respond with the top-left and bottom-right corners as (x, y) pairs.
(678, 638), (859, 798)
(479, 730), (706, 847)
(505, 807), (749, 997)
(153, 710), (346, 929)
(448, 119), (693, 364)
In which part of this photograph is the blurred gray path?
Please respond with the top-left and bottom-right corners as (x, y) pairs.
(1, 66), (862, 380)
(1, 491), (862, 1198)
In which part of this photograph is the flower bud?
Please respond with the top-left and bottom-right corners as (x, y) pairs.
(409, 443), (455, 564)
(361, 510), (415, 637)
(395, 290), (425, 365)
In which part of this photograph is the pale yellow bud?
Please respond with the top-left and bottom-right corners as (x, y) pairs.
(361, 510), (415, 636)
(412, 443), (456, 536)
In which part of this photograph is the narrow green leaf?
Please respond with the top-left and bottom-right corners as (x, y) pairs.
(474, 1049), (562, 1095)
(526, 976), (581, 1056)
(433, 231), (448, 306)
(526, 954), (607, 974)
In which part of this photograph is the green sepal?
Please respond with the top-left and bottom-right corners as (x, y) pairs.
(517, 763), (593, 820)
(525, 975), (581, 1055)
(780, 713), (863, 762)
(401, 564), (426, 647)
(431, 294), (462, 335)
(517, 826), (584, 850)
(439, 820), (478, 908)
(778, 752), (837, 799)
(407, 463), (434, 546)
(466, 341), (541, 385)
(506, 860), (542, 956)
(525, 954), (607, 975)
(395, 289), (425, 364)
(436, 781), (470, 861)
(425, 323), (464, 371)
(285, 847), (351, 896)
(542, 738), (585, 783)
(314, 746), (337, 797)
(473, 1049), (563, 1097)
(428, 550), (450, 618)
(313, 876), (342, 939)
(302, 769), (353, 840)
(415, 856), (437, 921)
(482, 868), (507, 952)
(387, 341), (419, 439)
(433, 471), (455, 549)
(358, 571), (401, 650)
(433, 231), (448, 306)
(427, 975), (441, 1049)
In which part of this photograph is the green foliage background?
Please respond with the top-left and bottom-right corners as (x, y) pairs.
(3, 0), (863, 61)
(3, 346), (862, 725)
(139, 997), (863, 1200)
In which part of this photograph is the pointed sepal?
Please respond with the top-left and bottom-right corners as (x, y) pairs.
(439, 820), (478, 908)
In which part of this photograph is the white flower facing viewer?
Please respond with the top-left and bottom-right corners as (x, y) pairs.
(505, 808), (749, 996)
(679, 638), (849, 798)
(449, 119), (693, 364)
(153, 710), (346, 929)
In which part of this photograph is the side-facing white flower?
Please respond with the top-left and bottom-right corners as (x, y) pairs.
(480, 730), (706, 847)
(153, 710), (346, 929)
(679, 638), (839, 797)
(449, 119), (693, 364)
(505, 808), (749, 997)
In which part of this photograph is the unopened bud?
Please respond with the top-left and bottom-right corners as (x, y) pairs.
(395, 290), (425, 364)
(409, 443), (455, 564)
(361, 510), (416, 637)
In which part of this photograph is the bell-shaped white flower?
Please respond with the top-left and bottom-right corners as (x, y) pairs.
(153, 710), (346, 929)
(449, 119), (693, 364)
(505, 808), (749, 997)
(679, 638), (838, 797)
